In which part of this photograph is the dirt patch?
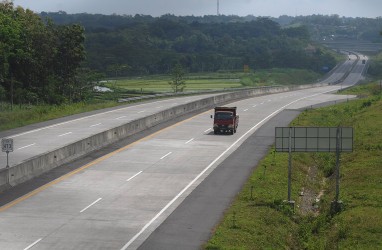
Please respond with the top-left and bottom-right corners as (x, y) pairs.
(298, 165), (324, 216)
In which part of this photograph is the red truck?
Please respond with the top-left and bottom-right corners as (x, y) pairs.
(212, 107), (239, 135)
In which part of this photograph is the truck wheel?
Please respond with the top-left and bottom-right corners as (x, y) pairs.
(214, 130), (218, 135)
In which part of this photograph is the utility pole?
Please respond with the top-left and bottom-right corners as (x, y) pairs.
(217, 0), (220, 15)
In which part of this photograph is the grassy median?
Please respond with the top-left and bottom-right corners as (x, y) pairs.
(205, 82), (382, 249)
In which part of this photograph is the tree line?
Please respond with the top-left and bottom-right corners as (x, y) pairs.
(44, 12), (337, 77)
(4, 2), (358, 106)
(0, 1), (90, 106)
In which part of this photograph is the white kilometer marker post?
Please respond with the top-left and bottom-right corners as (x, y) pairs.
(58, 132), (72, 137)
(80, 198), (102, 213)
(24, 238), (42, 250)
(185, 138), (194, 144)
(17, 143), (36, 150)
(127, 171), (143, 182)
(160, 152), (172, 160)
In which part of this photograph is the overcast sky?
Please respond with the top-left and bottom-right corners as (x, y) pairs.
(12, 0), (382, 18)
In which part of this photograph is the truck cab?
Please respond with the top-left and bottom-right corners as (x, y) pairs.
(212, 107), (239, 135)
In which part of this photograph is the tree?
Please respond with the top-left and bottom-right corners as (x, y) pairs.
(169, 63), (186, 93)
(0, 2), (87, 105)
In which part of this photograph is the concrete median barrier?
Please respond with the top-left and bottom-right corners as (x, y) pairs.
(0, 83), (326, 191)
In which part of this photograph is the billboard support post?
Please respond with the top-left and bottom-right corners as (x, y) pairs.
(275, 127), (353, 214)
(288, 127), (292, 202)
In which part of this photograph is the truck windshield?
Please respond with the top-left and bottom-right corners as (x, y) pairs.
(215, 112), (233, 120)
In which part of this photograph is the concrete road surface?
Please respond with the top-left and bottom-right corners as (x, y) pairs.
(0, 54), (366, 249)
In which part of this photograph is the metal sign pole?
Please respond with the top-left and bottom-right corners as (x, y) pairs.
(6, 151), (9, 168)
(6, 151), (10, 186)
(335, 127), (341, 202)
(288, 127), (292, 202)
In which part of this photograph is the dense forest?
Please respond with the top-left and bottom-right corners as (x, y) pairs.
(292, 14), (382, 42)
(0, 1), (90, 105)
(2, 0), (381, 106)
(41, 12), (339, 77)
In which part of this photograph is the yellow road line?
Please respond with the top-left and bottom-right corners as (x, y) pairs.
(0, 110), (211, 212)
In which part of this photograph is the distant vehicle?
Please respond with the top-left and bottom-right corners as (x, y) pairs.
(211, 107), (239, 135)
(362, 59), (366, 64)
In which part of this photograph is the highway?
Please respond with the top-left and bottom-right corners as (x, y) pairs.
(0, 53), (362, 171)
(0, 53), (366, 249)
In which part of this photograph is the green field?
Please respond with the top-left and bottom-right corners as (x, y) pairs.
(111, 76), (242, 92)
(0, 69), (322, 132)
(205, 82), (382, 249)
(105, 69), (322, 93)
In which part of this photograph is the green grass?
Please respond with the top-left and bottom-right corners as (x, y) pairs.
(0, 101), (119, 131)
(106, 69), (322, 92)
(205, 82), (382, 249)
(0, 69), (324, 132)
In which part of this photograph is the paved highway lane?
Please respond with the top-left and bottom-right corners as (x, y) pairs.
(0, 53), (366, 249)
(0, 52), (358, 172)
(0, 84), (357, 249)
(0, 93), (224, 170)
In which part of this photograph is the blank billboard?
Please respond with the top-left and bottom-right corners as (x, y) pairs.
(275, 127), (353, 152)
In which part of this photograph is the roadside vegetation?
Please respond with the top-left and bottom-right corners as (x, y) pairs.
(0, 68), (323, 132)
(205, 81), (382, 249)
(108, 68), (322, 93)
(368, 51), (382, 78)
(0, 1), (350, 132)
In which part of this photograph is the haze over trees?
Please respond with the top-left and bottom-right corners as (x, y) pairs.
(3, 1), (381, 107)
(42, 12), (338, 77)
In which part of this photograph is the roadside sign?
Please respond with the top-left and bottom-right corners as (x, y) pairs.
(275, 127), (353, 152)
(2, 138), (14, 152)
(274, 127), (353, 208)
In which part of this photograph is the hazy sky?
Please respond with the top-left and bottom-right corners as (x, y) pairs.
(12, 0), (382, 18)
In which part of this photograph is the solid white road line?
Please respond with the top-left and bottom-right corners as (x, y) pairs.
(116, 116), (126, 120)
(58, 132), (72, 137)
(17, 143), (36, 150)
(127, 171), (143, 182)
(138, 110), (145, 113)
(160, 152), (172, 160)
(80, 198), (102, 213)
(120, 87), (343, 250)
(24, 238), (42, 250)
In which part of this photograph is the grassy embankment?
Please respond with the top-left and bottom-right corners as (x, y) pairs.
(205, 82), (382, 249)
(0, 69), (320, 132)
